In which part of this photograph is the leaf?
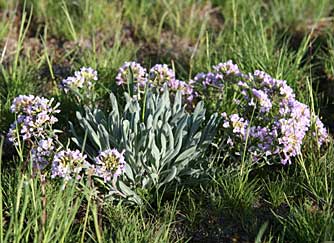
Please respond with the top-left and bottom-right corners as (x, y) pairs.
(172, 91), (182, 114)
(151, 139), (160, 170)
(124, 163), (135, 183)
(160, 132), (167, 158)
(127, 66), (134, 97)
(159, 166), (177, 187)
(109, 92), (119, 120)
(82, 119), (101, 150)
(175, 146), (197, 163)
(117, 180), (142, 205)
(97, 124), (110, 150)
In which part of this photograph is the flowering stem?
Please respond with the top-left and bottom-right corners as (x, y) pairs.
(22, 140), (33, 173)
(80, 191), (91, 243)
(241, 106), (256, 175)
(142, 84), (148, 122)
(98, 199), (103, 239)
(0, 137), (3, 242)
(298, 156), (311, 187)
(40, 173), (47, 240)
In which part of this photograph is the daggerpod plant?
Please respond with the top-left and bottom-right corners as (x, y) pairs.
(71, 87), (219, 203)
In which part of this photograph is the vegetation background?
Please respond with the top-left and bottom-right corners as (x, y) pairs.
(0, 0), (334, 242)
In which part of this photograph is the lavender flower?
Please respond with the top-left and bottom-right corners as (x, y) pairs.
(61, 67), (97, 93)
(162, 79), (198, 103)
(51, 149), (88, 181)
(149, 64), (175, 86)
(94, 149), (125, 182)
(223, 114), (249, 139)
(213, 60), (241, 76)
(31, 138), (55, 170)
(62, 76), (84, 93)
(251, 88), (272, 113)
(8, 95), (60, 145)
(277, 102), (311, 165)
(75, 67), (98, 82)
(115, 62), (197, 104)
(313, 116), (329, 146)
(194, 72), (223, 89)
(116, 62), (147, 88)
(212, 61), (328, 165)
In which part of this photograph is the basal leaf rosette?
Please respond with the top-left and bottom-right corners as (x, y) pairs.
(194, 61), (329, 165)
(71, 88), (219, 204)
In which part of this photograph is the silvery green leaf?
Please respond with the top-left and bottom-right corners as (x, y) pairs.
(142, 177), (151, 188)
(160, 132), (167, 158)
(181, 168), (201, 176)
(159, 166), (177, 187)
(200, 113), (219, 144)
(163, 89), (170, 107)
(97, 124), (110, 150)
(109, 92), (119, 117)
(136, 130), (148, 152)
(93, 109), (106, 123)
(82, 119), (101, 150)
(150, 172), (159, 184)
(117, 180), (142, 205)
(163, 109), (171, 123)
(151, 140), (160, 170)
(172, 91), (182, 115)
(52, 129), (63, 134)
(175, 146), (197, 163)
(166, 123), (174, 151)
(76, 110), (83, 121)
(153, 99), (165, 127)
(162, 131), (183, 166)
(193, 101), (205, 120)
(127, 66), (134, 96)
(146, 114), (153, 128)
(124, 163), (135, 183)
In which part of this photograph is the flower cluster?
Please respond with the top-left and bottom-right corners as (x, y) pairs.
(61, 67), (98, 93)
(8, 93), (127, 184)
(222, 113), (249, 139)
(193, 72), (224, 89)
(193, 60), (241, 90)
(51, 149), (88, 181)
(314, 117), (328, 146)
(8, 95), (60, 145)
(7, 95), (60, 172)
(116, 62), (147, 88)
(149, 64), (176, 86)
(251, 88), (272, 113)
(31, 138), (55, 170)
(213, 60), (241, 76)
(115, 62), (198, 104)
(51, 148), (126, 183)
(195, 61), (328, 164)
(94, 149), (126, 182)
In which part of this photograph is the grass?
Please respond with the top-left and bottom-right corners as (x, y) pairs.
(1, 0), (334, 242)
